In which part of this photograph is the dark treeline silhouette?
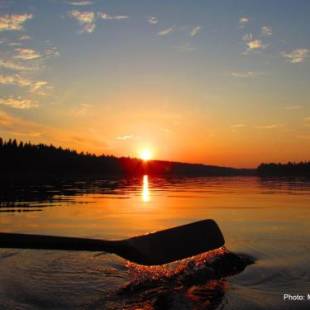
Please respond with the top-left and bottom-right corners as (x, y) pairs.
(1, 138), (309, 179)
(0, 138), (252, 180)
(258, 162), (310, 177)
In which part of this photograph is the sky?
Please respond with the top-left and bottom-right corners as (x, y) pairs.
(0, 0), (309, 167)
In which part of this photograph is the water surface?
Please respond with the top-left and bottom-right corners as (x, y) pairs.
(1, 176), (310, 309)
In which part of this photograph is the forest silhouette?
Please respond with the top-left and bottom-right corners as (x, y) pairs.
(0, 138), (309, 179)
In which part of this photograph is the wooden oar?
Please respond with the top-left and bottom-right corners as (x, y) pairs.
(0, 219), (224, 265)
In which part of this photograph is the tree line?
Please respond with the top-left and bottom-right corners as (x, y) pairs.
(0, 138), (251, 179)
(1, 137), (309, 179)
(257, 162), (310, 177)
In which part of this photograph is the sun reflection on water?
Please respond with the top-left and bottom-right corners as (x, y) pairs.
(142, 175), (150, 202)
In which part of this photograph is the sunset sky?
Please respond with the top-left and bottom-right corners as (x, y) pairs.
(0, 0), (309, 167)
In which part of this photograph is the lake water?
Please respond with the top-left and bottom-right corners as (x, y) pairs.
(1, 176), (310, 309)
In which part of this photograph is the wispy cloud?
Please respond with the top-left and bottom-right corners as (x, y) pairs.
(116, 135), (133, 140)
(31, 81), (49, 95)
(190, 26), (201, 37)
(261, 25), (272, 36)
(69, 10), (128, 33)
(8, 42), (22, 47)
(0, 110), (107, 151)
(0, 97), (38, 109)
(239, 17), (249, 27)
(45, 47), (60, 57)
(67, 0), (92, 6)
(242, 33), (266, 53)
(175, 43), (196, 52)
(231, 71), (263, 78)
(0, 13), (32, 31)
(0, 74), (49, 95)
(296, 134), (310, 140)
(303, 116), (310, 127)
(256, 123), (283, 129)
(0, 59), (34, 71)
(281, 48), (309, 63)
(71, 10), (95, 27)
(304, 116), (310, 122)
(147, 16), (158, 25)
(0, 46), (54, 74)
(73, 103), (92, 116)
(69, 10), (96, 33)
(232, 123), (246, 128)
(19, 35), (31, 41)
(14, 48), (41, 60)
(284, 105), (303, 110)
(0, 110), (41, 136)
(158, 26), (175, 36)
(247, 39), (264, 50)
(98, 12), (129, 20)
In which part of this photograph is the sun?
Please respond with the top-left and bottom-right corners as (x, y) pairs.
(139, 149), (152, 161)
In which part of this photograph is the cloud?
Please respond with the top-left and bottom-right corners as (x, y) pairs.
(158, 26), (175, 36)
(0, 74), (49, 95)
(304, 116), (310, 122)
(70, 10), (95, 24)
(8, 42), (22, 47)
(0, 109), (42, 137)
(247, 39), (264, 50)
(0, 97), (38, 109)
(69, 10), (96, 33)
(256, 124), (283, 129)
(281, 48), (309, 63)
(0, 13), (32, 31)
(98, 12), (129, 20)
(296, 134), (310, 140)
(0, 110), (108, 152)
(231, 71), (263, 78)
(19, 35), (31, 40)
(232, 123), (246, 128)
(73, 103), (92, 116)
(67, 0), (92, 5)
(147, 16), (158, 25)
(190, 26), (201, 37)
(116, 135), (133, 140)
(45, 47), (60, 57)
(14, 48), (41, 60)
(242, 33), (266, 53)
(30, 81), (49, 94)
(0, 110), (13, 126)
(242, 33), (252, 41)
(284, 105), (303, 110)
(0, 74), (29, 86)
(175, 43), (196, 52)
(261, 25), (272, 36)
(239, 17), (249, 27)
(0, 59), (34, 71)
(69, 10), (128, 33)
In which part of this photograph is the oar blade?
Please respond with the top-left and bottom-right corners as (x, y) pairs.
(125, 219), (225, 265)
(0, 219), (225, 266)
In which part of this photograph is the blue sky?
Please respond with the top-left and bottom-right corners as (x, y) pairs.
(0, 0), (309, 166)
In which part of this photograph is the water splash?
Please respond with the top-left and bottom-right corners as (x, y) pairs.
(115, 248), (255, 309)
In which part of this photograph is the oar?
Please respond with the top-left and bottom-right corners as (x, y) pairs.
(0, 219), (224, 265)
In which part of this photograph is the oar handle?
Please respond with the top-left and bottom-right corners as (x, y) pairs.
(0, 232), (120, 252)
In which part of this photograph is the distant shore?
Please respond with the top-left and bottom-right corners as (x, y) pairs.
(0, 138), (309, 180)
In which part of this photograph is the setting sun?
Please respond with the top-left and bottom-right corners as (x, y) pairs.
(139, 149), (152, 161)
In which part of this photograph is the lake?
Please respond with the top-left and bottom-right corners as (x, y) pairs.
(1, 176), (310, 309)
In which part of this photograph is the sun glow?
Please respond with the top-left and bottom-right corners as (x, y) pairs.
(139, 149), (152, 161)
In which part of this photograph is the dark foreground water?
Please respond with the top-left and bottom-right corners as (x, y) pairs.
(0, 176), (310, 309)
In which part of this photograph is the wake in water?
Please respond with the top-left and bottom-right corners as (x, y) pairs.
(113, 247), (255, 310)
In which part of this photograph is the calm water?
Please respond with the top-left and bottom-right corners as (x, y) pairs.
(1, 176), (310, 309)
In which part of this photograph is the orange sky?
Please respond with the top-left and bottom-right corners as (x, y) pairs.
(0, 1), (309, 168)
